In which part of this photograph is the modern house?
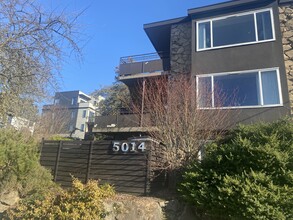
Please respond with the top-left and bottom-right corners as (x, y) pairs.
(43, 91), (99, 139)
(91, 0), (293, 139)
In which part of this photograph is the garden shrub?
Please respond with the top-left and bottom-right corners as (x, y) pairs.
(0, 128), (54, 197)
(6, 178), (115, 220)
(179, 118), (293, 220)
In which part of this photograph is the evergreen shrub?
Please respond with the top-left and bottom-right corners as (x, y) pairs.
(0, 128), (53, 197)
(179, 118), (293, 220)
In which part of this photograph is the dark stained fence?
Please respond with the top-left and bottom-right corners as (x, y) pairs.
(40, 140), (161, 195)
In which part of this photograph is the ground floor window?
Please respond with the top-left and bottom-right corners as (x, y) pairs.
(197, 68), (282, 108)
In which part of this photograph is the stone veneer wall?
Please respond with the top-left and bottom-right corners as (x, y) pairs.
(279, 4), (293, 114)
(170, 22), (192, 75)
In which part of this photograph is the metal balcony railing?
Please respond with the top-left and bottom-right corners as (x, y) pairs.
(92, 107), (153, 129)
(95, 114), (141, 128)
(117, 52), (170, 78)
(120, 52), (165, 64)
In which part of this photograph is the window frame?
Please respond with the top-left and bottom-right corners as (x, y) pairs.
(54, 98), (60, 105)
(71, 98), (77, 105)
(82, 110), (87, 118)
(196, 67), (283, 109)
(196, 8), (275, 51)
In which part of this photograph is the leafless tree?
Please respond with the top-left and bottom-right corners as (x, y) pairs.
(0, 0), (82, 120)
(34, 105), (71, 140)
(135, 74), (235, 171)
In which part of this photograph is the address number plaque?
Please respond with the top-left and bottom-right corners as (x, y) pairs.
(112, 141), (146, 153)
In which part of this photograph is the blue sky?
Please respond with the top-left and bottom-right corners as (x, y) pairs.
(47, 0), (227, 95)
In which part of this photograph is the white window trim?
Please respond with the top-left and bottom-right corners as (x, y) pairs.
(196, 67), (283, 109)
(196, 8), (275, 51)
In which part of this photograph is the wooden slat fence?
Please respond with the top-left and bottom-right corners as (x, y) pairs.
(40, 140), (158, 195)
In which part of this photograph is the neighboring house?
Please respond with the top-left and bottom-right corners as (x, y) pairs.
(6, 115), (35, 134)
(43, 91), (99, 139)
(91, 0), (293, 139)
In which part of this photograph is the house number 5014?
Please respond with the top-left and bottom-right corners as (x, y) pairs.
(112, 142), (145, 153)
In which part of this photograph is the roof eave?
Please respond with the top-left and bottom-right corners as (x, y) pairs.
(143, 16), (188, 30)
(188, 0), (271, 15)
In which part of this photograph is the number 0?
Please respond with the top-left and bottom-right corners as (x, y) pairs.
(121, 143), (129, 152)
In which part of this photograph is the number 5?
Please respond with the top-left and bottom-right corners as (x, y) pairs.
(112, 142), (120, 152)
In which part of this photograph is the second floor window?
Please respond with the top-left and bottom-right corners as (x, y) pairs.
(71, 98), (77, 105)
(54, 99), (60, 105)
(197, 8), (274, 51)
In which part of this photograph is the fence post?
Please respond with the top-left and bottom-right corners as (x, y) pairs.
(144, 142), (152, 195)
(86, 141), (94, 183)
(53, 141), (62, 182)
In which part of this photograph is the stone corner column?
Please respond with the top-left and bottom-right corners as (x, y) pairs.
(279, 5), (293, 114)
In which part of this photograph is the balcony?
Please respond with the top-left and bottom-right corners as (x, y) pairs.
(91, 112), (155, 134)
(117, 52), (170, 80)
(78, 102), (95, 109)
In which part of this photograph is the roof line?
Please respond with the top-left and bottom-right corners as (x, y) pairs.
(143, 16), (188, 29)
(188, 0), (272, 15)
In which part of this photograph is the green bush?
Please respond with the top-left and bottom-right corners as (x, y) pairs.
(6, 178), (115, 220)
(179, 118), (293, 220)
(0, 128), (54, 197)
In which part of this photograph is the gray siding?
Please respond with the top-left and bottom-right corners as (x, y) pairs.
(190, 1), (290, 125)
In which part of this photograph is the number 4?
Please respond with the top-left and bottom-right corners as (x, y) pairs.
(137, 142), (145, 152)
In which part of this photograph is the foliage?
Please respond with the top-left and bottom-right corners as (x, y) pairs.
(91, 82), (130, 116)
(6, 178), (115, 220)
(0, 128), (54, 197)
(179, 118), (293, 220)
(0, 0), (82, 120)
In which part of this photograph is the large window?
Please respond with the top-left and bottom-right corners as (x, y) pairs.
(197, 9), (274, 51)
(197, 68), (282, 108)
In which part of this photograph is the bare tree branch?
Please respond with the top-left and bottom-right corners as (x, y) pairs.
(133, 74), (236, 170)
(0, 0), (83, 119)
